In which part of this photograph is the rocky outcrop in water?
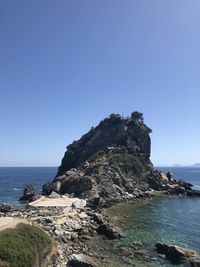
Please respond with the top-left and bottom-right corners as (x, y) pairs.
(19, 185), (39, 202)
(42, 111), (200, 205)
(156, 242), (200, 264)
(43, 112), (162, 204)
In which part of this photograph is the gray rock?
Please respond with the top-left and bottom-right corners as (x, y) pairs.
(70, 232), (78, 240)
(156, 242), (197, 263)
(72, 199), (87, 209)
(92, 213), (105, 225)
(66, 170), (77, 176)
(67, 253), (97, 267)
(97, 223), (125, 239)
(186, 190), (200, 197)
(60, 176), (93, 196)
(19, 185), (36, 201)
(54, 230), (60, 236)
(189, 260), (200, 267)
(42, 181), (57, 195)
(71, 222), (83, 231)
(49, 191), (61, 198)
(0, 203), (13, 212)
(175, 186), (186, 195)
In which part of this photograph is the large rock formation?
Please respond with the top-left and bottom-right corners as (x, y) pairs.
(43, 112), (164, 204)
(43, 111), (200, 204)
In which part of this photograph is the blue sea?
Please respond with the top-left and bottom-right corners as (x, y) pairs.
(0, 167), (57, 208)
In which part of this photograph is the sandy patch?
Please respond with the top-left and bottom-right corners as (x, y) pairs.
(0, 217), (30, 232)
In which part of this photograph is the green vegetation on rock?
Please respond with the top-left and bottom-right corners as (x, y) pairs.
(108, 153), (142, 174)
(0, 223), (52, 267)
(88, 150), (105, 162)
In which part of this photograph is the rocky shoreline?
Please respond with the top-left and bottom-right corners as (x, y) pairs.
(1, 184), (200, 267)
(1, 194), (129, 267)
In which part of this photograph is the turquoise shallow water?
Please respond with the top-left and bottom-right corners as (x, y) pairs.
(88, 167), (200, 266)
(103, 196), (200, 266)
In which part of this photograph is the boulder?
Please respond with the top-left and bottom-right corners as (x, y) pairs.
(67, 253), (97, 267)
(48, 191), (61, 198)
(0, 203), (13, 213)
(156, 242), (197, 263)
(175, 186), (186, 195)
(19, 185), (36, 201)
(178, 180), (193, 190)
(72, 199), (87, 209)
(190, 260), (200, 267)
(97, 223), (125, 239)
(92, 213), (105, 225)
(186, 190), (200, 197)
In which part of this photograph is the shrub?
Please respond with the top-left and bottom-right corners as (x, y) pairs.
(0, 224), (52, 267)
(88, 150), (105, 162)
(131, 111), (144, 123)
(108, 153), (142, 174)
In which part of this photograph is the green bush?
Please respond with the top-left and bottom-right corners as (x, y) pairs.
(107, 145), (127, 155)
(0, 224), (52, 267)
(88, 150), (105, 162)
(108, 153), (142, 174)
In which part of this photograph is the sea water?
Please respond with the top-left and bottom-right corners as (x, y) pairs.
(0, 167), (56, 208)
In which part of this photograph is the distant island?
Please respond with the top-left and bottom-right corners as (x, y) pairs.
(192, 163), (200, 167)
(172, 163), (200, 167)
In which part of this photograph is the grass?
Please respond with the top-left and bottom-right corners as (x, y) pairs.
(0, 223), (52, 267)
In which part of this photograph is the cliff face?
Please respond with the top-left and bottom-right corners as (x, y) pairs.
(43, 112), (161, 204)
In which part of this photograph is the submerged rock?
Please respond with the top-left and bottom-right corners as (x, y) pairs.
(97, 223), (125, 239)
(156, 242), (197, 263)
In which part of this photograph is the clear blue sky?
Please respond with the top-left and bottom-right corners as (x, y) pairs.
(0, 0), (199, 167)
